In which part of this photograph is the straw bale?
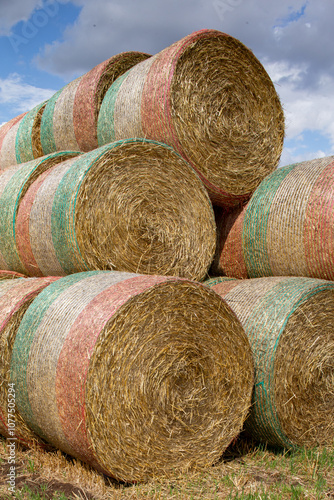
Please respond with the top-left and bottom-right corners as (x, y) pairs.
(205, 275), (334, 448)
(0, 276), (59, 447)
(0, 113), (27, 171)
(241, 155), (334, 280)
(15, 101), (47, 163)
(0, 151), (81, 275)
(97, 29), (284, 207)
(11, 271), (254, 481)
(16, 139), (216, 280)
(40, 52), (150, 156)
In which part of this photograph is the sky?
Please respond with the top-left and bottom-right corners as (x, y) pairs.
(0, 0), (334, 166)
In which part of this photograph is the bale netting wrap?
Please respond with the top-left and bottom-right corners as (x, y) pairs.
(0, 151), (81, 275)
(15, 139), (216, 280)
(0, 112), (27, 171)
(72, 51), (151, 152)
(242, 155), (334, 280)
(97, 29), (284, 207)
(205, 275), (334, 449)
(212, 204), (248, 278)
(10, 270), (254, 481)
(0, 276), (59, 446)
(40, 52), (151, 156)
(15, 101), (47, 163)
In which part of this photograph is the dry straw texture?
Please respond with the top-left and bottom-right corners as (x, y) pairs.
(15, 139), (216, 280)
(40, 52), (150, 156)
(0, 113), (27, 171)
(0, 276), (59, 447)
(10, 271), (254, 482)
(0, 270), (26, 280)
(205, 276), (334, 449)
(0, 151), (81, 275)
(97, 29), (284, 207)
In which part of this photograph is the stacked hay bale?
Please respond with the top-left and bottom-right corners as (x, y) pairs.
(205, 276), (334, 449)
(0, 276), (59, 447)
(0, 113), (27, 171)
(97, 29), (284, 207)
(213, 155), (334, 281)
(11, 139), (216, 280)
(40, 51), (151, 156)
(11, 270), (254, 481)
(0, 151), (81, 275)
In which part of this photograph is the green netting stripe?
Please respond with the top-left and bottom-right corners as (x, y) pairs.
(244, 277), (334, 447)
(40, 89), (62, 155)
(97, 70), (130, 146)
(242, 164), (296, 277)
(10, 271), (105, 440)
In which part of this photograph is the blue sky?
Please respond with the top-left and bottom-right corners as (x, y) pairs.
(1, 0), (334, 166)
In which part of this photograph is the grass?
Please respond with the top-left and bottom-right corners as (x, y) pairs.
(0, 436), (333, 499)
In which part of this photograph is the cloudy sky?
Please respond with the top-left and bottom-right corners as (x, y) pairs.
(0, 0), (333, 165)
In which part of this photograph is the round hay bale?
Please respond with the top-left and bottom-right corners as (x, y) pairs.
(205, 275), (334, 449)
(240, 155), (334, 280)
(0, 113), (27, 171)
(0, 276), (59, 447)
(11, 270), (254, 481)
(40, 52), (150, 156)
(97, 29), (284, 207)
(0, 151), (81, 275)
(212, 204), (248, 278)
(15, 101), (47, 163)
(15, 139), (216, 280)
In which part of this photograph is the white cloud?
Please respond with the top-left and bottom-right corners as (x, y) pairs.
(0, 0), (44, 35)
(0, 74), (56, 113)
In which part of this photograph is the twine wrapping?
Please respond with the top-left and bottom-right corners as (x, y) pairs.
(0, 113), (27, 171)
(0, 276), (59, 446)
(11, 270), (254, 481)
(15, 101), (47, 164)
(0, 152), (81, 275)
(97, 29), (284, 207)
(40, 52), (150, 155)
(15, 139), (216, 280)
(205, 276), (334, 449)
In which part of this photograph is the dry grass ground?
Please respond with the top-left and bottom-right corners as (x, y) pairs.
(0, 435), (333, 499)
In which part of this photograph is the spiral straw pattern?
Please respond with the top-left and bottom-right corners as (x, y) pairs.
(205, 275), (334, 449)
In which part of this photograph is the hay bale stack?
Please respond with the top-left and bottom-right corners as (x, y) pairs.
(40, 52), (150, 156)
(0, 276), (59, 446)
(15, 139), (216, 280)
(11, 270), (254, 481)
(214, 155), (334, 280)
(15, 101), (47, 163)
(205, 276), (334, 449)
(97, 29), (284, 207)
(0, 113), (27, 171)
(0, 151), (81, 275)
